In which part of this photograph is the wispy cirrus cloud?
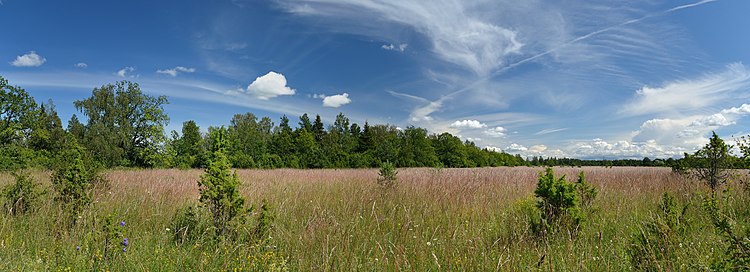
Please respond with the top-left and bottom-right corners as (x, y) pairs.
(116, 66), (135, 77)
(621, 63), (750, 116)
(277, 0), (525, 76)
(157, 66), (196, 77)
(381, 43), (408, 52)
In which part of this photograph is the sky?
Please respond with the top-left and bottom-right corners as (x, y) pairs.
(2, 0), (750, 159)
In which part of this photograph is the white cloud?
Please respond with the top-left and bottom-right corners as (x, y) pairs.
(534, 128), (567, 136)
(505, 143), (527, 152)
(241, 71), (296, 100)
(11, 51), (46, 67)
(157, 66), (196, 77)
(449, 119), (487, 129)
(74, 62), (88, 68)
(621, 63), (750, 116)
(484, 126), (506, 137)
(409, 101), (441, 122)
(382, 43), (408, 52)
(320, 93), (352, 108)
(116, 67), (135, 77)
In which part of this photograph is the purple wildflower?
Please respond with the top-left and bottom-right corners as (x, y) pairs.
(76, 246), (80, 251)
(120, 221), (125, 227)
(123, 238), (129, 247)
(123, 247), (127, 252)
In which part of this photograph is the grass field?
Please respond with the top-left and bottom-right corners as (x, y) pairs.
(0, 166), (746, 271)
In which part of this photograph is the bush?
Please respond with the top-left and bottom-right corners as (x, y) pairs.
(198, 127), (247, 238)
(628, 192), (689, 271)
(533, 168), (583, 238)
(704, 192), (750, 270)
(3, 171), (44, 216)
(52, 144), (99, 226)
(170, 205), (210, 245)
(377, 161), (398, 188)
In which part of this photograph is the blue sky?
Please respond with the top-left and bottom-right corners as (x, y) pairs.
(2, 0), (750, 159)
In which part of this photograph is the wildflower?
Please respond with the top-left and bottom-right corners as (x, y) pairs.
(76, 246), (80, 251)
(120, 221), (126, 227)
(123, 238), (129, 247)
(123, 247), (127, 252)
(166, 228), (171, 232)
(426, 241), (432, 246)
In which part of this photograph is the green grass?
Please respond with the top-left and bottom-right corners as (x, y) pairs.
(0, 167), (745, 271)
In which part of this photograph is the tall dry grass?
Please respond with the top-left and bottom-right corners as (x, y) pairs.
(0, 166), (730, 270)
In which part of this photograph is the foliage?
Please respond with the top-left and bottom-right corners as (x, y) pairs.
(51, 140), (98, 226)
(170, 205), (210, 245)
(3, 171), (44, 215)
(575, 171), (597, 210)
(253, 199), (274, 241)
(99, 214), (128, 263)
(0, 76), (38, 145)
(532, 168), (592, 238)
(198, 127), (246, 237)
(377, 161), (398, 188)
(685, 131), (731, 192)
(704, 191), (750, 270)
(628, 192), (690, 271)
(74, 80), (169, 167)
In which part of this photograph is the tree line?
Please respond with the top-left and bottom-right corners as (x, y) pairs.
(0, 77), (528, 170)
(4, 76), (743, 171)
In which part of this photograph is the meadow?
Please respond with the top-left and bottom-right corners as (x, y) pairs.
(0, 166), (746, 271)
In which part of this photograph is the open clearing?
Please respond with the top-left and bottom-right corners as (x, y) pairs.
(0, 167), (739, 270)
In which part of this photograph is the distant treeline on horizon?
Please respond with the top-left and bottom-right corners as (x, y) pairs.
(1, 76), (714, 171)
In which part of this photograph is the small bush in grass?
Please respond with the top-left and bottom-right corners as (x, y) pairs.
(628, 192), (689, 271)
(170, 205), (210, 245)
(377, 161), (398, 188)
(704, 191), (750, 270)
(253, 199), (274, 241)
(3, 171), (44, 216)
(198, 127), (247, 238)
(532, 168), (583, 238)
(52, 144), (100, 226)
(575, 172), (597, 211)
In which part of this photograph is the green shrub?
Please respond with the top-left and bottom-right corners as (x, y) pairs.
(628, 192), (689, 271)
(3, 171), (44, 216)
(198, 127), (246, 238)
(170, 205), (210, 245)
(51, 144), (99, 226)
(377, 161), (398, 188)
(533, 168), (583, 237)
(575, 172), (597, 211)
(704, 192), (750, 270)
(253, 199), (274, 241)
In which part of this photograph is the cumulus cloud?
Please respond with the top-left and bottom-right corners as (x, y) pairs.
(382, 43), (408, 52)
(239, 71), (296, 100)
(11, 51), (46, 67)
(449, 120), (487, 129)
(566, 103), (750, 159)
(116, 67), (135, 77)
(319, 93), (352, 108)
(157, 66), (196, 77)
(74, 62), (88, 68)
(622, 63), (750, 116)
(484, 126), (506, 137)
(505, 143), (527, 152)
